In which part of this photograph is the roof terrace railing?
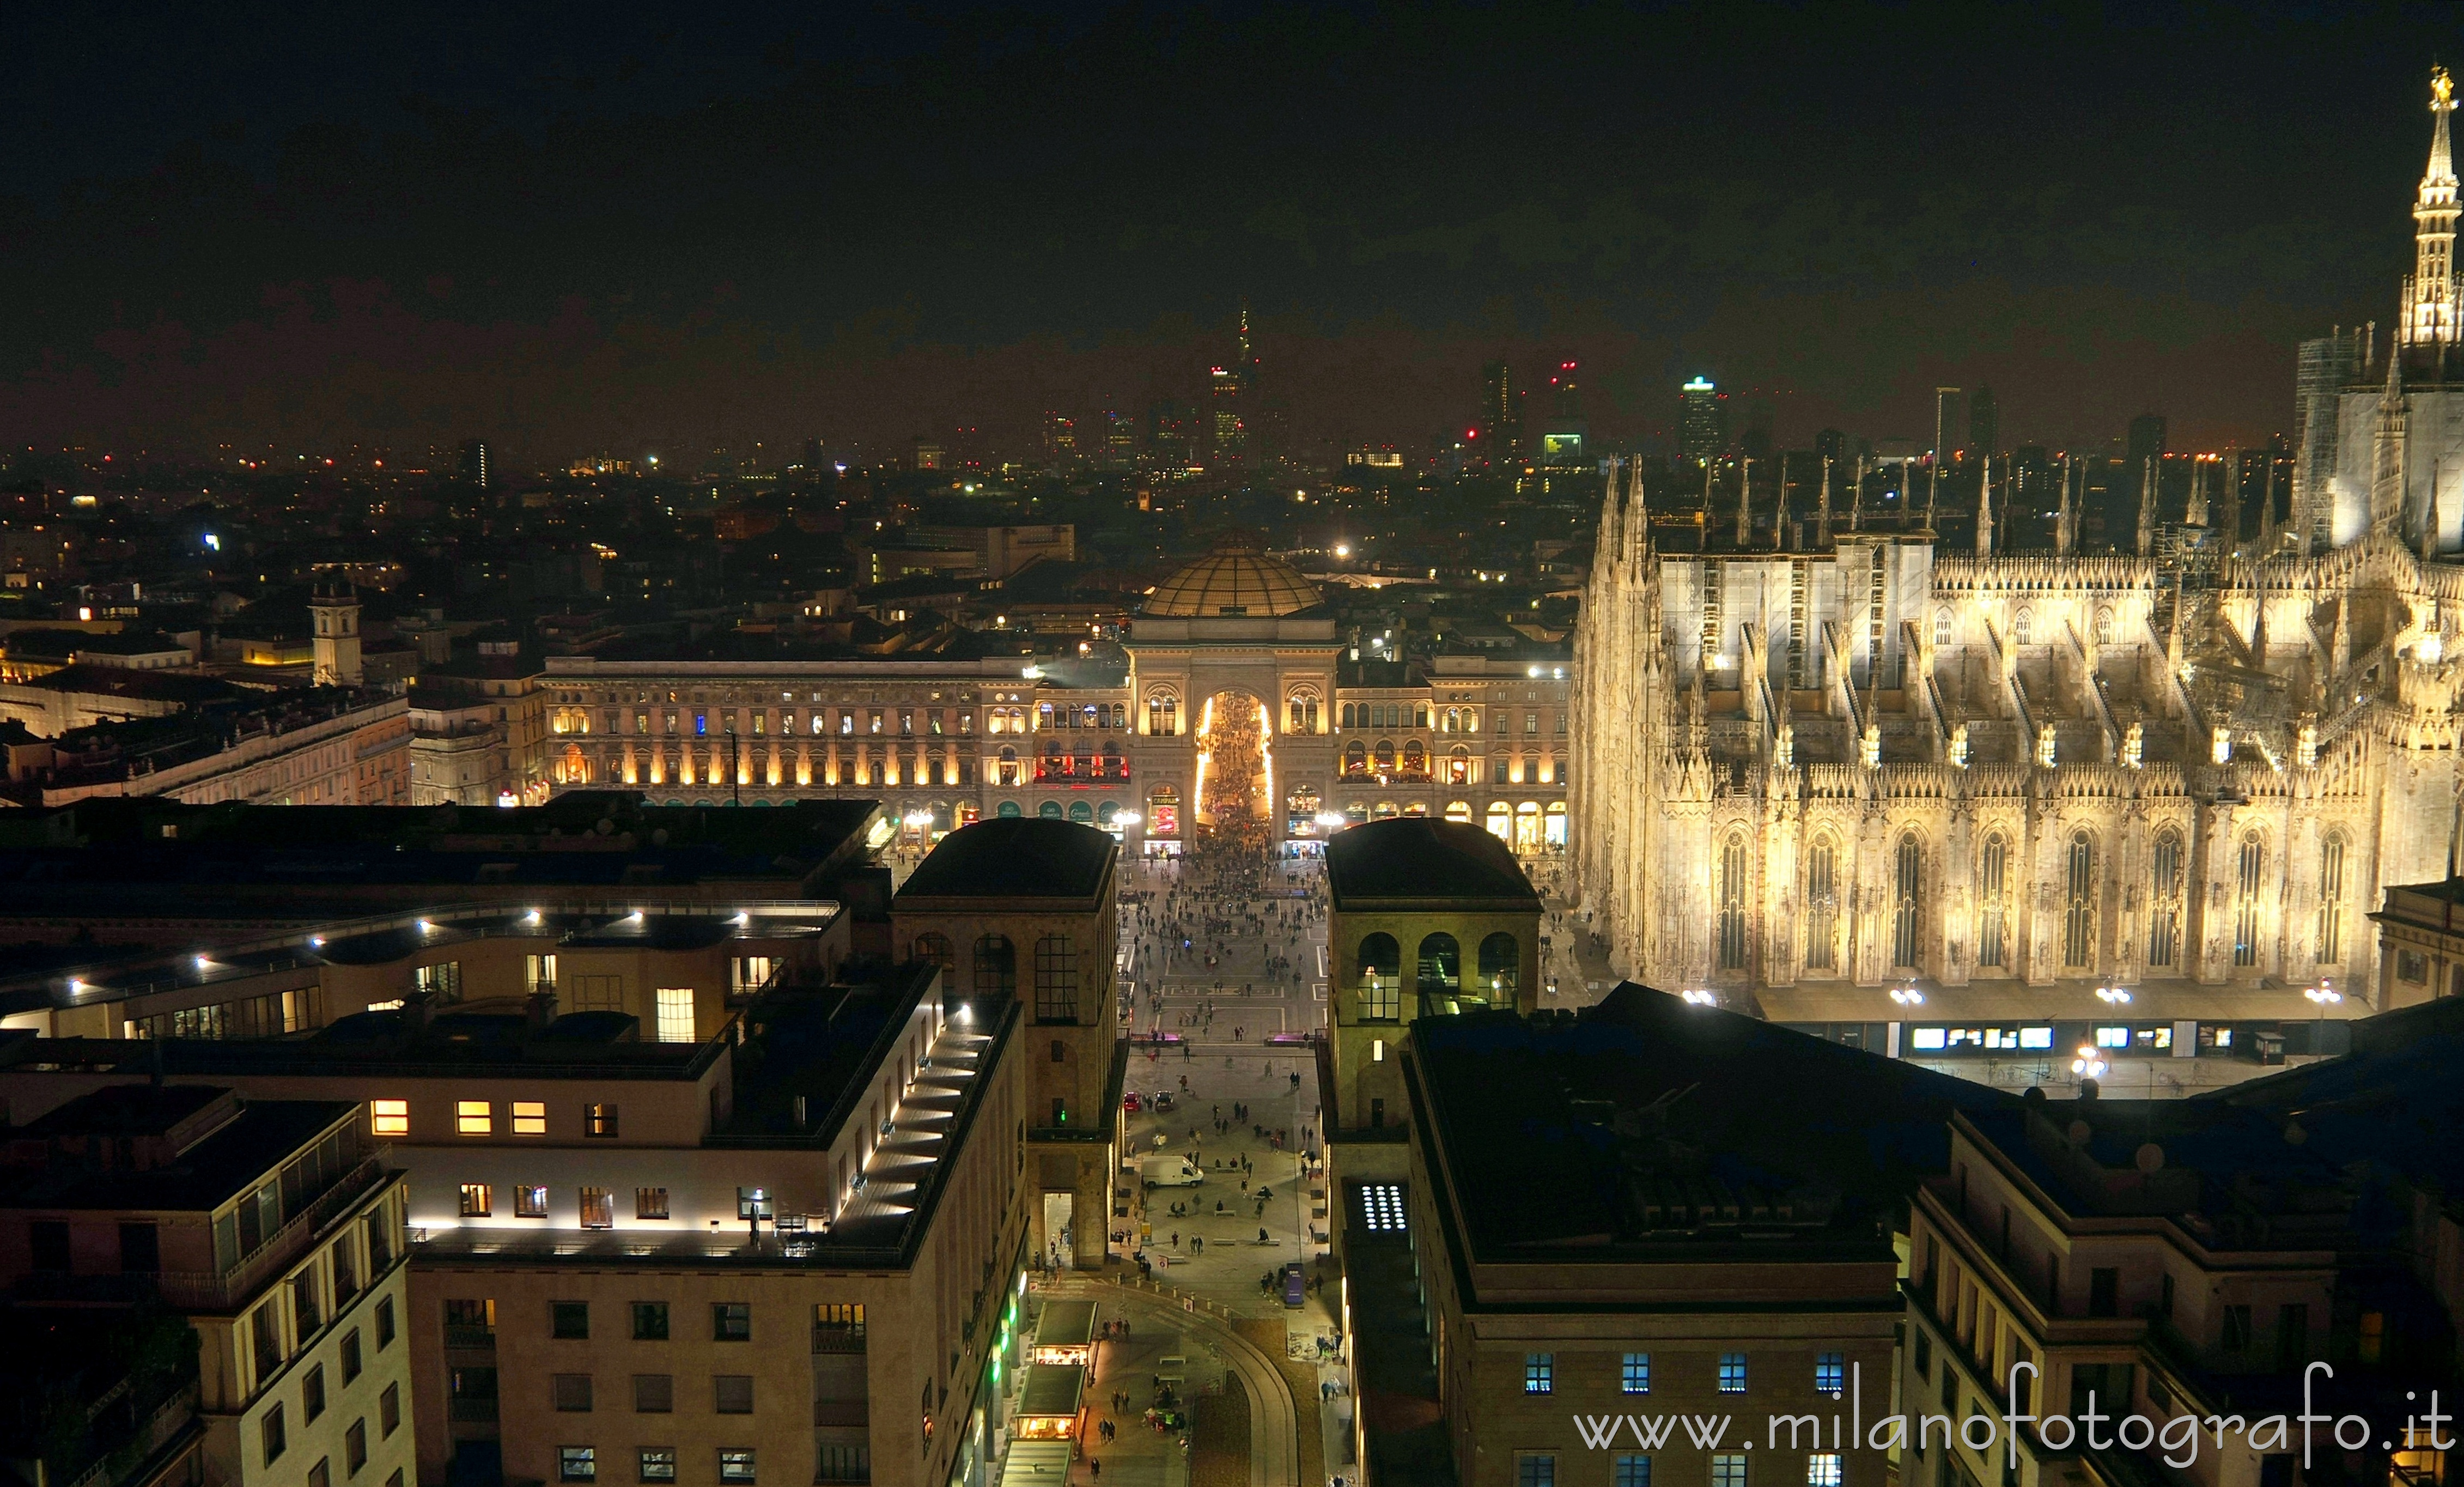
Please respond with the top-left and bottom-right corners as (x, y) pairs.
(25, 897), (844, 1007)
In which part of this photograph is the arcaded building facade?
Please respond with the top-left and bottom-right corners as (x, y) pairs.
(539, 539), (1569, 858)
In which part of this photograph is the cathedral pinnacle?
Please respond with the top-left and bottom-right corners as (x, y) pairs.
(2403, 66), (2462, 347)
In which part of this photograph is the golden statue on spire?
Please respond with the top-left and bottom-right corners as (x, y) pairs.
(2435, 65), (2454, 110)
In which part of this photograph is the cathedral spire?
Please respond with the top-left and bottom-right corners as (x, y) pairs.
(2402, 67), (2461, 348)
(1817, 454), (1834, 545)
(2137, 457), (2157, 557)
(2056, 453), (2077, 556)
(1975, 454), (1994, 554)
(2372, 346), (2410, 533)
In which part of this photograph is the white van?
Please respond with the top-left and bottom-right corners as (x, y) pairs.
(1140, 1155), (1203, 1188)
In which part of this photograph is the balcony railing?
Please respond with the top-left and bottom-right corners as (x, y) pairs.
(812, 1324), (868, 1355)
(62, 1381), (200, 1487)
(12, 1158), (392, 1312)
(1033, 760), (1129, 782)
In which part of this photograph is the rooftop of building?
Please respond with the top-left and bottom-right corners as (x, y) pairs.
(0, 1089), (357, 1213)
(406, 963), (1019, 1266)
(1141, 538), (1322, 617)
(2375, 877), (2464, 913)
(1342, 1177), (1457, 1487)
(0, 793), (880, 907)
(575, 623), (1032, 665)
(1, 627), (192, 659)
(896, 817), (1117, 905)
(3, 661), (234, 704)
(1407, 984), (2018, 1261)
(0, 1003), (721, 1082)
(1959, 997), (2464, 1249)
(1325, 818), (1540, 909)
(0, 900), (841, 1017)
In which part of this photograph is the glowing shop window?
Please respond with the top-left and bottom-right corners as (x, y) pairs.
(2095, 1026), (2130, 1048)
(655, 988), (696, 1045)
(369, 1100), (409, 1136)
(2019, 1027), (2054, 1049)
(1909, 1028), (1948, 1051)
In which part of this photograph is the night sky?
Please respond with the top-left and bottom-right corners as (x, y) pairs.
(4, 2), (2456, 465)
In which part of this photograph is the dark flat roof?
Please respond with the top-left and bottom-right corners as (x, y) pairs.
(0, 1098), (355, 1212)
(0, 795), (879, 904)
(1325, 818), (1539, 908)
(895, 817), (1115, 903)
(1410, 985), (2016, 1260)
(0, 1018), (714, 1081)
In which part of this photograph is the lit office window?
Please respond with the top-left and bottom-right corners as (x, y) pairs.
(655, 988), (695, 1045)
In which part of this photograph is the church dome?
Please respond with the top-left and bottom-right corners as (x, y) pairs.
(1142, 538), (1322, 617)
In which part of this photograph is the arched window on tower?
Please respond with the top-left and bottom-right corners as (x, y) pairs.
(1978, 832), (2009, 968)
(2013, 610), (2034, 646)
(2234, 834), (2267, 968)
(2149, 829), (2183, 967)
(2063, 830), (2096, 969)
(2317, 832), (2349, 964)
(1891, 833), (1924, 971)
(1717, 834), (1750, 972)
(1416, 933), (1460, 1006)
(973, 935), (1015, 998)
(1356, 933), (1400, 1021)
(1476, 933), (1519, 1004)
(1804, 839), (1838, 971)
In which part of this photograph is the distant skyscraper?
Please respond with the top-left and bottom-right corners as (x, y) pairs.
(1680, 377), (1727, 462)
(1209, 367), (1246, 461)
(458, 439), (491, 489)
(1549, 361), (1583, 424)
(1103, 409), (1136, 466)
(1932, 388), (1962, 459)
(1147, 400), (1195, 468)
(1480, 360), (1524, 457)
(1814, 428), (1846, 462)
(1207, 302), (1262, 464)
(1968, 385), (1999, 455)
(1540, 360), (1589, 467)
(2127, 413), (2167, 474)
(1042, 412), (1078, 463)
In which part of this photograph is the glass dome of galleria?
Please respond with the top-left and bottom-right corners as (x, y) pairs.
(1142, 539), (1323, 617)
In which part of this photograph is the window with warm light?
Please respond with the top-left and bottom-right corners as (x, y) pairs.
(513, 1102), (546, 1136)
(457, 1101), (492, 1136)
(370, 1100), (408, 1136)
(655, 988), (695, 1044)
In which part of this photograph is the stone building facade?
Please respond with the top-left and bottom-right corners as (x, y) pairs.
(1571, 460), (2464, 1008)
(539, 540), (1571, 859)
(1573, 80), (2464, 1015)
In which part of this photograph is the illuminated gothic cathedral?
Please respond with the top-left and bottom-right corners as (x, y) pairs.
(1569, 71), (2464, 1012)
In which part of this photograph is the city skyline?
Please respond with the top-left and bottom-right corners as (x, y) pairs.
(5, 3), (2459, 465)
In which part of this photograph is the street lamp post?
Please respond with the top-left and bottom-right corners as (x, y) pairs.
(2304, 979), (2342, 1058)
